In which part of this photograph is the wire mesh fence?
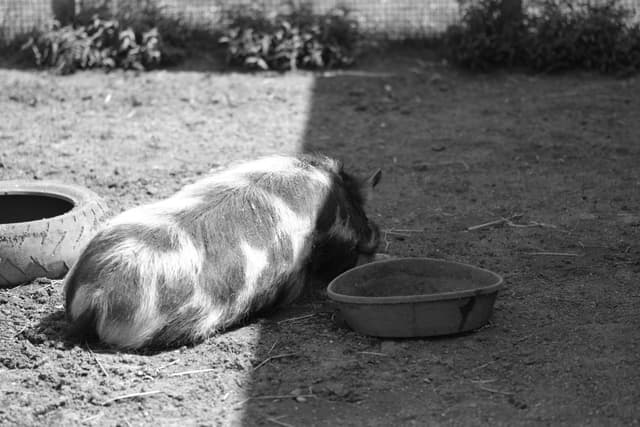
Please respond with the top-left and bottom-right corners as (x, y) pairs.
(0, 0), (462, 43)
(1, 0), (640, 42)
(150, 0), (462, 36)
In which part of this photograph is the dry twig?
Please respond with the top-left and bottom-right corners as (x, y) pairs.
(266, 416), (295, 427)
(167, 368), (216, 377)
(413, 160), (470, 171)
(266, 339), (280, 355)
(525, 251), (580, 257)
(467, 214), (523, 231)
(467, 218), (510, 231)
(357, 351), (388, 357)
(13, 323), (30, 337)
(476, 384), (514, 395)
(387, 228), (424, 233)
(467, 213), (565, 232)
(86, 343), (109, 378)
(465, 361), (495, 373)
(157, 359), (180, 371)
(383, 228), (424, 237)
(253, 353), (298, 371)
(277, 313), (315, 324)
(382, 227), (424, 251)
(80, 412), (104, 424)
(469, 378), (497, 384)
(236, 393), (315, 408)
(100, 390), (163, 406)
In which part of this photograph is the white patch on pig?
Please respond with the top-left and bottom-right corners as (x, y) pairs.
(306, 167), (332, 188)
(229, 155), (299, 176)
(268, 195), (314, 264)
(234, 240), (269, 310)
(88, 225), (202, 349)
(195, 305), (227, 339)
(108, 195), (203, 229)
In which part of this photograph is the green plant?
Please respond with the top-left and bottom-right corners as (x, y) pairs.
(525, 0), (640, 72)
(444, 0), (525, 71)
(76, 0), (190, 65)
(444, 0), (640, 74)
(22, 16), (161, 74)
(219, 2), (361, 71)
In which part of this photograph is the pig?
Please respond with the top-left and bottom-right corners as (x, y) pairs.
(64, 154), (381, 350)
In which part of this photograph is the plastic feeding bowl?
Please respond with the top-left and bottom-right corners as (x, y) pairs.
(327, 257), (503, 337)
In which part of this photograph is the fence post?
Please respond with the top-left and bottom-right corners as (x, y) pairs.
(52, 0), (76, 26)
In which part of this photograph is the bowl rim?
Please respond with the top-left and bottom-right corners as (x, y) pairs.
(327, 257), (504, 305)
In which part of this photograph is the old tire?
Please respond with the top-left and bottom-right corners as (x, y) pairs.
(0, 180), (110, 287)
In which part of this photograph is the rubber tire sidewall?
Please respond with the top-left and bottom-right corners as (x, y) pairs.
(0, 180), (110, 287)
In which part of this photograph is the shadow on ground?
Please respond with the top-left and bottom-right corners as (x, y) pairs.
(237, 56), (472, 426)
(236, 51), (640, 425)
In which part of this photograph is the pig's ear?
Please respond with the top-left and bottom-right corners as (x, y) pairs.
(362, 169), (382, 203)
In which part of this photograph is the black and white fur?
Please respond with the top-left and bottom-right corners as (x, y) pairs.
(64, 154), (381, 350)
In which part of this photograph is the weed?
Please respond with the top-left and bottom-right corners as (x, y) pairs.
(22, 17), (161, 74)
(219, 2), (361, 71)
(444, 0), (640, 74)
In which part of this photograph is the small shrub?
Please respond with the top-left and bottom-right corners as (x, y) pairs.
(444, 0), (525, 71)
(21, 0), (193, 73)
(219, 2), (361, 71)
(76, 0), (190, 65)
(525, 0), (640, 73)
(444, 0), (640, 74)
(22, 17), (161, 74)
(104, 0), (191, 51)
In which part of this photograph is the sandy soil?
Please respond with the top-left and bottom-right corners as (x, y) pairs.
(0, 51), (639, 426)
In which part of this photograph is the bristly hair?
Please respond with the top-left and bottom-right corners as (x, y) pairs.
(63, 153), (380, 350)
(338, 170), (366, 210)
(299, 153), (366, 208)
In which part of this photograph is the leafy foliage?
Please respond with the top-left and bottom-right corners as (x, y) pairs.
(524, 0), (640, 72)
(21, 0), (191, 74)
(444, 0), (640, 73)
(95, 0), (192, 52)
(219, 2), (361, 71)
(22, 17), (161, 74)
(444, 0), (525, 71)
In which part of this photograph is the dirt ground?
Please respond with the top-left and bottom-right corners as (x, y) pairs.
(0, 50), (639, 426)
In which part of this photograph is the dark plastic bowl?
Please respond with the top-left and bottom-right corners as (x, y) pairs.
(327, 257), (503, 337)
